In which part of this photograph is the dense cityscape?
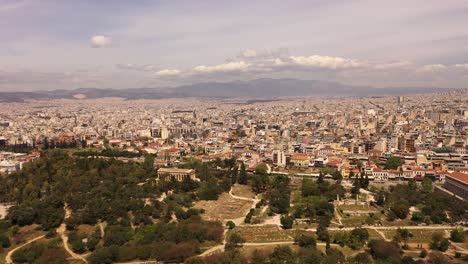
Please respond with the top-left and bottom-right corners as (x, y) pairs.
(0, 90), (467, 263)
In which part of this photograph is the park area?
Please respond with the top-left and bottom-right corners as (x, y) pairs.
(234, 225), (308, 243)
(231, 184), (256, 199)
(194, 192), (252, 222)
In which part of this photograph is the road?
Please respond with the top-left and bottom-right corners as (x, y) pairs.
(5, 235), (45, 264)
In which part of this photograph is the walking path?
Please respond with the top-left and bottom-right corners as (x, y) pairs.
(57, 205), (88, 263)
(200, 186), (260, 256)
(198, 186), (468, 259)
(5, 235), (45, 264)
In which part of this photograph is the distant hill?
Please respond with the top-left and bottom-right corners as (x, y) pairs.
(0, 78), (453, 102)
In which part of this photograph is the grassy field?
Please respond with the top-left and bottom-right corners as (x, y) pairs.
(195, 193), (252, 222)
(0, 223), (47, 262)
(231, 184), (256, 199)
(234, 225), (311, 243)
(380, 229), (450, 244)
(337, 204), (379, 212)
(339, 214), (368, 227)
(76, 224), (97, 237)
(367, 228), (385, 240)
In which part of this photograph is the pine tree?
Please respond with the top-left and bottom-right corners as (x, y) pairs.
(238, 163), (248, 185)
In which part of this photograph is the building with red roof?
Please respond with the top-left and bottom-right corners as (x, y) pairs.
(444, 172), (468, 200)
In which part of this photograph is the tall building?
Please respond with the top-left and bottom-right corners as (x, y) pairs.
(405, 136), (416, 153)
(161, 126), (169, 140)
(272, 150), (286, 167)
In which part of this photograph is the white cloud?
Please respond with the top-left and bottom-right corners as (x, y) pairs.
(90, 35), (112, 48)
(287, 55), (362, 69)
(455, 64), (468, 70)
(116, 64), (155, 71)
(240, 49), (257, 58)
(374, 61), (412, 70)
(155, 69), (180, 76)
(193, 61), (250, 73)
(417, 64), (447, 73)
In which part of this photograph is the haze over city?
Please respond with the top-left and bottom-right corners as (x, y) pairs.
(2, 0), (468, 91)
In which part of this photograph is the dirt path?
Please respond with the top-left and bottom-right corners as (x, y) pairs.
(57, 205), (88, 263)
(199, 186), (467, 259)
(334, 207), (343, 226)
(200, 187), (260, 257)
(5, 235), (45, 264)
(305, 225), (466, 232)
(228, 187), (260, 226)
(374, 229), (389, 241)
(98, 221), (106, 238)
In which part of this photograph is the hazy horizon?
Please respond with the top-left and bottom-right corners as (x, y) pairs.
(2, 0), (468, 91)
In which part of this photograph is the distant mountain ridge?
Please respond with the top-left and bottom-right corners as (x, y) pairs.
(0, 78), (454, 102)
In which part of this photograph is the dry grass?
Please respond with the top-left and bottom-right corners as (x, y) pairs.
(380, 229), (446, 243)
(76, 224), (96, 237)
(231, 184), (256, 199)
(234, 225), (309, 243)
(195, 193), (252, 222)
(337, 204), (379, 212)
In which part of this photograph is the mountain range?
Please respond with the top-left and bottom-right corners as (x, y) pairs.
(0, 78), (454, 102)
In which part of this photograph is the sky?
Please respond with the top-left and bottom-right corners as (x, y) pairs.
(1, 0), (468, 91)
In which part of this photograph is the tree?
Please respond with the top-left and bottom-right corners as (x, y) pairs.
(301, 178), (318, 197)
(332, 170), (343, 181)
(238, 163), (248, 185)
(225, 232), (245, 250)
(351, 173), (361, 197)
(11, 242), (45, 264)
(267, 175), (291, 214)
(252, 165), (269, 193)
(103, 225), (132, 247)
(88, 247), (115, 264)
(294, 234), (316, 248)
(401, 256), (416, 264)
(280, 215), (293, 229)
(348, 228), (369, 250)
(430, 231), (450, 252)
(394, 228), (411, 246)
(411, 211), (424, 223)
(419, 249), (428, 258)
(332, 231), (349, 247)
(349, 252), (374, 264)
(322, 247), (345, 264)
(422, 177), (433, 193)
(251, 250), (268, 264)
(226, 221), (236, 230)
(316, 222), (330, 243)
(450, 228), (465, 243)
(0, 234), (11, 248)
(368, 239), (401, 262)
(142, 154), (155, 175)
(269, 246), (297, 264)
(197, 179), (222, 200)
(428, 251), (452, 264)
(231, 165), (238, 185)
(384, 157), (403, 169)
(390, 201), (410, 219)
(363, 174), (370, 189)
